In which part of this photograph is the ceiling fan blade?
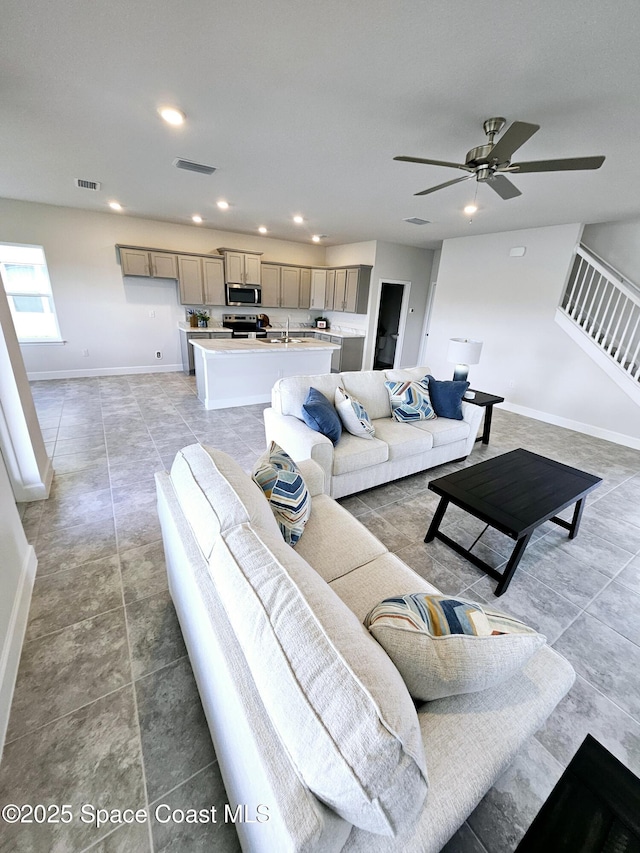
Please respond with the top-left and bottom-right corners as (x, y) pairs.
(511, 155), (605, 173)
(489, 121), (540, 164)
(414, 175), (474, 196)
(394, 155), (473, 172)
(487, 175), (522, 200)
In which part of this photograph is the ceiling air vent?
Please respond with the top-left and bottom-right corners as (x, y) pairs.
(173, 158), (217, 175)
(75, 178), (101, 191)
(403, 217), (430, 226)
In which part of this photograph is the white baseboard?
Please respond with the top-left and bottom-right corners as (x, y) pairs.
(0, 545), (37, 757)
(26, 363), (183, 380)
(501, 401), (640, 451)
(8, 455), (54, 502)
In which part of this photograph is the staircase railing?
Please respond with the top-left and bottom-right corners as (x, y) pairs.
(560, 244), (640, 383)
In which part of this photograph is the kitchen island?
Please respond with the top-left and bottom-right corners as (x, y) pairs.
(190, 337), (341, 409)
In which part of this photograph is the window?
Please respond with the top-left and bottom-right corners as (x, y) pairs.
(0, 243), (62, 342)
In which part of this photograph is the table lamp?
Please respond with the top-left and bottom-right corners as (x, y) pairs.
(447, 338), (483, 382)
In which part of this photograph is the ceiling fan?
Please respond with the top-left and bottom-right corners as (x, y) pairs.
(394, 117), (605, 199)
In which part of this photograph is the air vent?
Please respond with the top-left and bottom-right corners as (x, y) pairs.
(75, 178), (101, 191)
(173, 158), (217, 175)
(403, 217), (430, 226)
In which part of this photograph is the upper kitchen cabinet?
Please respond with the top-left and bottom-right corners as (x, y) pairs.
(310, 269), (326, 311)
(119, 247), (178, 279)
(328, 266), (371, 314)
(218, 249), (262, 285)
(177, 255), (225, 305)
(299, 267), (311, 309)
(260, 264), (311, 308)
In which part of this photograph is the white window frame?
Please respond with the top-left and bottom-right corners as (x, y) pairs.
(0, 243), (63, 344)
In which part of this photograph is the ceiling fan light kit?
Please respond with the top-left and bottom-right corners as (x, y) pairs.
(395, 117), (605, 200)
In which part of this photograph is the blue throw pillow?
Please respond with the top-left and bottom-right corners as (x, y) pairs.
(425, 375), (469, 420)
(302, 387), (342, 444)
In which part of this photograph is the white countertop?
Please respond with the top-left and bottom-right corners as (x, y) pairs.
(178, 321), (363, 339)
(189, 338), (340, 354)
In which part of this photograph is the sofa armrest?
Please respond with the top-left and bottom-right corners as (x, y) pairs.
(296, 458), (326, 497)
(264, 407), (333, 490)
(460, 401), (485, 454)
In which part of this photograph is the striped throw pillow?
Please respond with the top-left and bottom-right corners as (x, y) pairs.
(366, 594), (545, 701)
(384, 379), (436, 422)
(334, 386), (375, 439)
(252, 442), (311, 546)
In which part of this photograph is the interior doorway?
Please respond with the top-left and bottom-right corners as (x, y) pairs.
(374, 281), (409, 369)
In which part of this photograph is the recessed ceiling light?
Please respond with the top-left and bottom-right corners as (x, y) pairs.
(312, 235), (321, 243)
(258, 226), (268, 234)
(159, 107), (186, 126)
(464, 204), (478, 215)
(293, 215), (304, 224)
(192, 215), (203, 224)
(217, 200), (230, 210)
(109, 201), (123, 211)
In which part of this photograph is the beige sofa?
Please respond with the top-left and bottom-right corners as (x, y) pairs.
(155, 443), (575, 853)
(263, 365), (484, 498)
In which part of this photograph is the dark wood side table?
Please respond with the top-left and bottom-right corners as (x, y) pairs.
(515, 735), (640, 852)
(465, 390), (505, 444)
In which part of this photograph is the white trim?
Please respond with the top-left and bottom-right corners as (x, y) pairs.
(501, 401), (640, 451)
(26, 363), (183, 381)
(418, 278), (437, 366)
(0, 544), (37, 754)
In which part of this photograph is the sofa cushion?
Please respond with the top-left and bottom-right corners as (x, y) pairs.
(340, 370), (393, 420)
(169, 443), (277, 559)
(370, 418), (434, 460)
(385, 366), (432, 383)
(385, 379), (436, 423)
(302, 387), (342, 444)
(335, 385), (375, 439)
(329, 552), (440, 622)
(294, 493), (387, 583)
(365, 594), (545, 702)
(210, 522), (428, 836)
(426, 376), (469, 420)
(410, 417), (471, 447)
(252, 442), (311, 546)
(274, 373), (342, 419)
(332, 432), (389, 476)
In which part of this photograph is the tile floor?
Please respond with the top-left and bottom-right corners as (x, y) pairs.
(1, 370), (639, 853)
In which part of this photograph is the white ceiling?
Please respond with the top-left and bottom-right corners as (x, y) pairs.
(3, 0), (640, 250)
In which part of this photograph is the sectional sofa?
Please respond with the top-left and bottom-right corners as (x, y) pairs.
(263, 365), (484, 498)
(155, 442), (575, 852)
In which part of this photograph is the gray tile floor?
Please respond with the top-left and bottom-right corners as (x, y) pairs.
(1, 371), (639, 852)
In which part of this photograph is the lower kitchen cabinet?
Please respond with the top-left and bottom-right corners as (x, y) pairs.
(315, 334), (364, 372)
(179, 330), (231, 374)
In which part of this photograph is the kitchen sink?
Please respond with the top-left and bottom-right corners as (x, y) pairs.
(261, 337), (304, 344)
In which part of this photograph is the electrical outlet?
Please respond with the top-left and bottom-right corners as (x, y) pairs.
(149, 310), (155, 318)
(155, 351), (162, 359)
(82, 349), (89, 357)
(508, 379), (515, 389)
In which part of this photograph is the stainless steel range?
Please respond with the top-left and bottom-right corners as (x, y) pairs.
(222, 314), (267, 339)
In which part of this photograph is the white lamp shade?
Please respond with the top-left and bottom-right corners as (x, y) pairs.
(447, 338), (483, 366)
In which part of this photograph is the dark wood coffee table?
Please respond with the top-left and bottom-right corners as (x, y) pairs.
(424, 448), (602, 596)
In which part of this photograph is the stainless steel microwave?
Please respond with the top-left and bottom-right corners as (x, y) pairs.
(226, 283), (262, 306)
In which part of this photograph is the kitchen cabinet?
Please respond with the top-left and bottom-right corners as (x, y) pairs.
(299, 268), (311, 309)
(179, 329), (231, 374)
(327, 266), (371, 314)
(260, 264), (310, 308)
(325, 269), (336, 311)
(120, 248), (178, 279)
(314, 333), (364, 372)
(218, 249), (262, 285)
(177, 255), (225, 306)
(310, 269), (326, 311)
